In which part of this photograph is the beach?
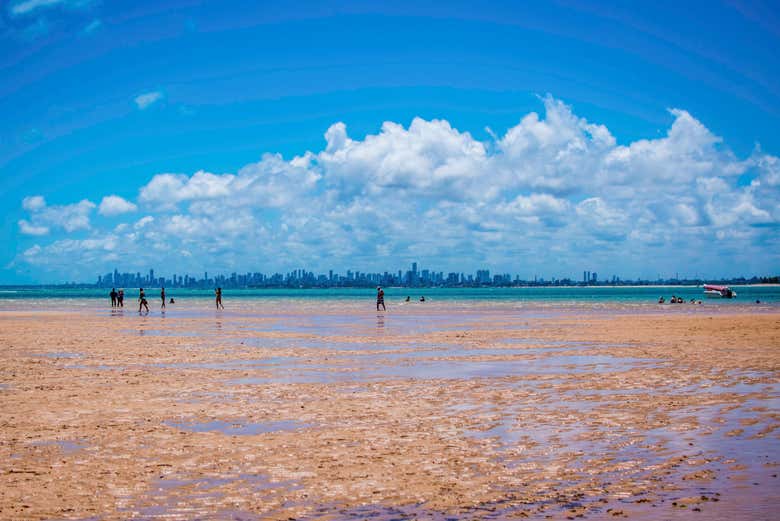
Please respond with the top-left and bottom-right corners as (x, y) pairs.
(0, 297), (778, 520)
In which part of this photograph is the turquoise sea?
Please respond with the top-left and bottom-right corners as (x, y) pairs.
(0, 285), (778, 307)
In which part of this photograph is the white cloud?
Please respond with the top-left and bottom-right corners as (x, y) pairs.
(495, 193), (571, 227)
(134, 216), (154, 229)
(139, 154), (320, 210)
(23, 244), (41, 257)
(98, 195), (137, 216)
(19, 197), (95, 234)
(18, 220), (50, 236)
(10, 0), (64, 16)
(319, 117), (487, 200)
(576, 197), (629, 241)
(9, 0), (92, 16)
(139, 171), (233, 205)
(47, 199), (95, 232)
(22, 195), (46, 211)
(134, 91), (164, 110)
(14, 95), (780, 278)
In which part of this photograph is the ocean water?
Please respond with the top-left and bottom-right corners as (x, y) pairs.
(0, 285), (777, 312)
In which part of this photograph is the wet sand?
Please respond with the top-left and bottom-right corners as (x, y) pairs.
(0, 302), (778, 520)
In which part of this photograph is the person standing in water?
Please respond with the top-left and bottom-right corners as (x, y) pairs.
(138, 288), (149, 313)
(160, 287), (166, 310)
(376, 287), (386, 311)
(110, 288), (117, 308)
(215, 287), (224, 310)
(118, 289), (124, 307)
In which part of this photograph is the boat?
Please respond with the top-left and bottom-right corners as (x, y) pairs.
(703, 284), (736, 298)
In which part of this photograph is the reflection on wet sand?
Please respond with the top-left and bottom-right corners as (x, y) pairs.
(0, 302), (777, 520)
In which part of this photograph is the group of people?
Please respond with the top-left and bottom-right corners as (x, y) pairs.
(376, 287), (427, 310)
(109, 287), (224, 313)
(658, 295), (702, 304)
(109, 288), (125, 307)
(110, 285), (439, 313)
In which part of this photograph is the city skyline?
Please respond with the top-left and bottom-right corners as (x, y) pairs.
(85, 262), (777, 290)
(2, 2), (780, 284)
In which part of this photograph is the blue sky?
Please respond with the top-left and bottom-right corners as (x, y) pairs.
(1, 0), (779, 283)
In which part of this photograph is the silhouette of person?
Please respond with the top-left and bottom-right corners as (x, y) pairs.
(138, 288), (149, 313)
(160, 287), (166, 309)
(110, 288), (117, 308)
(376, 287), (386, 311)
(215, 287), (224, 310)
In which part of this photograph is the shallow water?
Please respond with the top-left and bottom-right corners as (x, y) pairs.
(31, 439), (88, 454)
(30, 351), (83, 359)
(2, 286), (779, 318)
(163, 419), (310, 436)
(227, 354), (660, 385)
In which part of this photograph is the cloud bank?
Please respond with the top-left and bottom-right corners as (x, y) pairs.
(15, 96), (780, 279)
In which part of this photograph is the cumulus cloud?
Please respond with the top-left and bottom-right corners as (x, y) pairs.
(22, 195), (46, 211)
(575, 197), (629, 241)
(134, 216), (154, 229)
(18, 220), (50, 236)
(14, 95), (780, 278)
(98, 195), (137, 216)
(319, 117), (487, 199)
(18, 197), (95, 235)
(139, 153), (320, 210)
(134, 91), (164, 110)
(495, 193), (570, 227)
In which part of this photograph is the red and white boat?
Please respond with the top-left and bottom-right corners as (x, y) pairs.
(703, 284), (736, 298)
